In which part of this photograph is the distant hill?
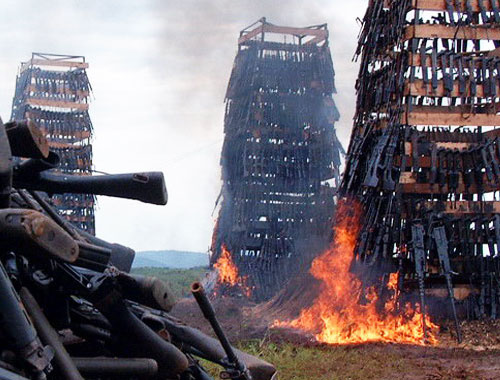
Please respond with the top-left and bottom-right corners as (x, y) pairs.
(132, 250), (209, 269)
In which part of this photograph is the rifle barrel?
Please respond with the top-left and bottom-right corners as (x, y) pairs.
(15, 171), (168, 205)
(72, 357), (158, 377)
(191, 282), (251, 379)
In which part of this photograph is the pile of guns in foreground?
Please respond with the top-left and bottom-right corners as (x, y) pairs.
(0, 118), (276, 380)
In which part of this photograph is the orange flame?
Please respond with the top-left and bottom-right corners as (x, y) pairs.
(214, 245), (240, 286)
(274, 199), (439, 345)
(213, 245), (252, 296)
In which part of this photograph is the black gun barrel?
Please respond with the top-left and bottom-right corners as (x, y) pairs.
(0, 264), (38, 351)
(72, 357), (158, 378)
(93, 290), (188, 378)
(19, 287), (84, 380)
(191, 282), (251, 379)
(71, 323), (112, 342)
(117, 272), (176, 312)
(0, 264), (52, 375)
(15, 171), (168, 205)
(131, 305), (276, 380)
(77, 229), (135, 273)
(74, 241), (111, 272)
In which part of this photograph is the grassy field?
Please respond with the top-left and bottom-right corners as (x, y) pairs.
(131, 266), (208, 299)
(202, 340), (413, 380)
(130, 268), (500, 380)
(204, 339), (500, 380)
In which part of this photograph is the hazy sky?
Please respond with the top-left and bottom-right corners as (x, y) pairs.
(0, 0), (366, 253)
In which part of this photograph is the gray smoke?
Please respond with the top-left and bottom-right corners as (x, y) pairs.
(0, 0), (366, 252)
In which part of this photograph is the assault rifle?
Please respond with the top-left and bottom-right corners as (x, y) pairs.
(432, 226), (462, 343)
(411, 223), (428, 341)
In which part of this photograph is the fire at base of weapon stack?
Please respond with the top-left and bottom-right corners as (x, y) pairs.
(273, 199), (439, 346)
(212, 245), (253, 297)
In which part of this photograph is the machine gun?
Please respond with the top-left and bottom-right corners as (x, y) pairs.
(0, 117), (276, 380)
(432, 226), (462, 343)
(411, 223), (428, 341)
(363, 127), (392, 188)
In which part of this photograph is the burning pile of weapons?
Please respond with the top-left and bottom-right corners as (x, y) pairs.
(335, 0), (500, 344)
(274, 200), (439, 345)
(0, 118), (275, 380)
(211, 19), (342, 302)
(212, 245), (252, 297)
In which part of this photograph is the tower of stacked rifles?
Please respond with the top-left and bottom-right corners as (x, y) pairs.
(343, 0), (500, 340)
(211, 18), (343, 301)
(11, 53), (95, 234)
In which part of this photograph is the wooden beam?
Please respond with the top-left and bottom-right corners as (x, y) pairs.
(400, 181), (498, 193)
(436, 141), (474, 150)
(397, 155), (435, 167)
(410, 0), (498, 12)
(404, 141), (473, 155)
(51, 197), (94, 206)
(26, 85), (89, 98)
(50, 171), (92, 177)
(241, 39), (324, 51)
(397, 125), (492, 141)
(404, 25), (500, 41)
(408, 52), (491, 68)
(29, 58), (88, 69)
(399, 172), (421, 184)
(397, 154), (475, 168)
(399, 172), (500, 193)
(63, 216), (93, 222)
(263, 24), (327, 38)
(409, 52), (433, 68)
(47, 138), (91, 149)
(402, 106), (500, 126)
(238, 25), (264, 45)
(26, 98), (89, 111)
(238, 23), (327, 45)
(405, 79), (500, 98)
(45, 130), (91, 139)
(304, 35), (327, 45)
(418, 200), (500, 214)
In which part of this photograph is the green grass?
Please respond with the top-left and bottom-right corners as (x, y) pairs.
(201, 340), (415, 380)
(131, 266), (209, 299)
(129, 268), (409, 379)
(127, 267), (488, 379)
(128, 267), (420, 379)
